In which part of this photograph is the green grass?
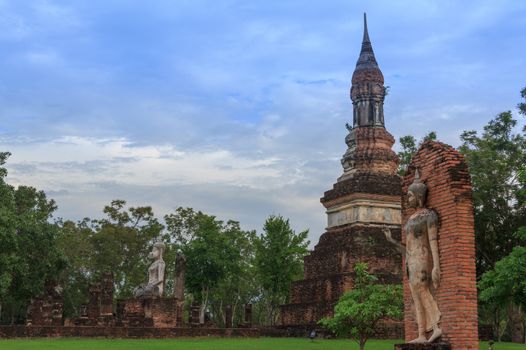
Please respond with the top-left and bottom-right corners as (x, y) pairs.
(0, 338), (522, 350)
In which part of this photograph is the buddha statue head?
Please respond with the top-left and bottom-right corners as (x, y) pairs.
(149, 238), (165, 261)
(408, 169), (427, 208)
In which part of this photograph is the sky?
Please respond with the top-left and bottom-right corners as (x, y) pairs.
(0, 0), (525, 245)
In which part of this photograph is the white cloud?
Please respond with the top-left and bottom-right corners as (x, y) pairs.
(3, 136), (296, 190)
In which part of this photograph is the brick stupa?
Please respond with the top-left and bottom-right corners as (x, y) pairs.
(280, 14), (403, 335)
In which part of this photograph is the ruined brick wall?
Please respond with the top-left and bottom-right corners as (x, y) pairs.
(403, 141), (478, 349)
(280, 222), (403, 336)
(26, 282), (63, 326)
(118, 297), (180, 328)
(100, 272), (114, 316)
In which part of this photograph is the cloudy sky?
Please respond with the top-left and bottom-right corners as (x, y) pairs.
(0, 0), (525, 244)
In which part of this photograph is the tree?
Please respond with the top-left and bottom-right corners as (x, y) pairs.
(460, 88), (526, 342)
(55, 219), (93, 317)
(397, 131), (437, 175)
(253, 215), (309, 325)
(459, 111), (526, 277)
(90, 200), (164, 297)
(165, 207), (248, 324)
(208, 220), (257, 327)
(319, 263), (403, 350)
(0, 152), (66, 324)
(479, 227), (526, 343)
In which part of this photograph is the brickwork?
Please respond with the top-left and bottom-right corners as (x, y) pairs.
(402, 141), (478, 349)
(26, 281), (63, 326)
(341, 127), (399, 175)
(100, 272), (114, 316)
(322, 172), (401, 206)
(116, 297), (180, 328)
(280, 221), (403, 336)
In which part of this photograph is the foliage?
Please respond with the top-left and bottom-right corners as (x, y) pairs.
(253, 215), (309, 325)
(519, 87), (526, 117)
(165, 207), (257, 325)
(478, 227), (526, 341)
(54, 219), (93, 317)
(319, 263), (403, 350)
(397, 131), (436, 175)
(55, 200), (164, 318)
(0, 152), (66, 324)
(90, 200), (164, 297)
(207, 220), (257, 327)
(479, 242), (526, 312)
(459, 110), (526, 277)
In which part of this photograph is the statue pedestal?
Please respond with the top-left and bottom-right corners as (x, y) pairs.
(395, 343), (451, 350)
(118, 297), (181, 328)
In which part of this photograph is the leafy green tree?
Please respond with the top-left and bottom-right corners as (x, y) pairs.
(459, 112), (526, 277)
(461, 88), (526, 342)
(253, 215), (309, 325)
(0, 152), (66, 324)
(166, 207), (249, 324)
(90, 200), (164, 297)
(479, 227), (526, 342)
(319, 263), (403, 350)
(208, 220), (257, 327)
(55, 219), (93, 317)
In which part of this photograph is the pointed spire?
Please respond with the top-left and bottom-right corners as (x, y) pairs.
(363, 12), (370, 44)
(355, 12), (378, 70)
(350, 13), (385, 128)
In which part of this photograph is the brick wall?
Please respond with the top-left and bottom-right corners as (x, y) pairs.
(402, 141), (478, 349)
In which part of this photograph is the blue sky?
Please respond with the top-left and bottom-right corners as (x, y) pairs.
(0, 0), (525, 244)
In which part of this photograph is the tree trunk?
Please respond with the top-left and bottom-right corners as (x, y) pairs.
(359, 337), (366, 350)
(199, 287), (209, 324)
(509, 304), (525, 343)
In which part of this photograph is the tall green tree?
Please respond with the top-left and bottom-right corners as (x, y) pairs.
(460, 88), (526, 342)
(253, 215), (309, 325)
(90, 200), (164, 297)
(208, 220), (257, 327)
(319, 263), (403, 350)
(0, 152), (66, 324)
(55, 219), (93, 317)
(459, 112), (526, 277)
(165, 207), (250, 324)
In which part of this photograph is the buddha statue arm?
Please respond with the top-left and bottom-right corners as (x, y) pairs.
(383, 226), (405, 256)
(428, 212), (440, 289)
(155, 262), (166, 286)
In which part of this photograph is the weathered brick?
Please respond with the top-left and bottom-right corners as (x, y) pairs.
(402, 141), (478, 349)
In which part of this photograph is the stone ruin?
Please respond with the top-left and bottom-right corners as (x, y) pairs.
(26, 281), (63, 327)
(10, 241), (257, 338)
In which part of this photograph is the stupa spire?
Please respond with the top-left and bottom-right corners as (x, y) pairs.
(363, 12), (370, 42)
(350, 13), (385, 128)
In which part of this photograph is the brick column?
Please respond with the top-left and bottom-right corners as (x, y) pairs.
(402, 141), (478, 349)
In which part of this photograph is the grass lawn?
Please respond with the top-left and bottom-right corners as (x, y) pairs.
(0, 338), (522, 350)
